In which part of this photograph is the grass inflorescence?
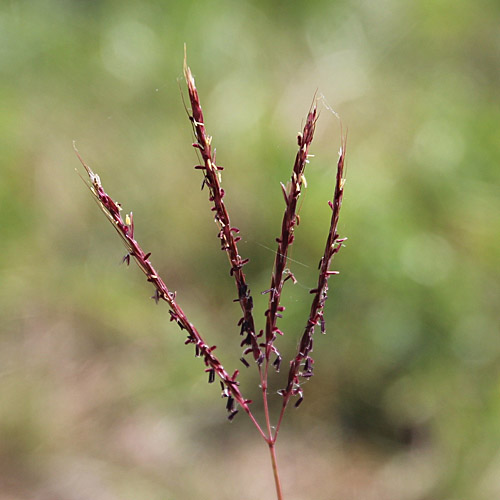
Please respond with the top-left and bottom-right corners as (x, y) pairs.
(78, 55), (347, 500)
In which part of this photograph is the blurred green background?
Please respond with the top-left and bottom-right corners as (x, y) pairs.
(1, 0), (499, 499)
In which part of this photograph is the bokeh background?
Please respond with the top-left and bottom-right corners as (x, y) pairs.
(1, 0), (499, 499)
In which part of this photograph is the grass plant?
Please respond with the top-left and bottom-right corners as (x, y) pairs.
(77, 56), (347, 500)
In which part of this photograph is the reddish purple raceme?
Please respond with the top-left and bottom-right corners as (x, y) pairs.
(74, 146), (256, 425)
(263, 104), (318, 371)
(184, 60), (262, 367)
(79, 55), (346, 500)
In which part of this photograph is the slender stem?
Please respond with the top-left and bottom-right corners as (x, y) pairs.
(268, 441), (284, 500)
(244, 407), (268, 441)
(262, 362), (273, 437)
(258, 359), (283, 498)
(273, 401), (288, 442)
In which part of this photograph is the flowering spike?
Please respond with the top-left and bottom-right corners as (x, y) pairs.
(263, 104), (319, 363)
(183, 58), (262, 364)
